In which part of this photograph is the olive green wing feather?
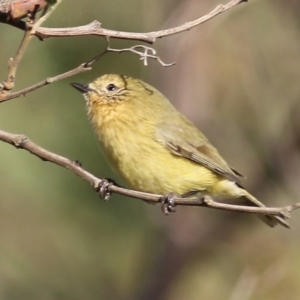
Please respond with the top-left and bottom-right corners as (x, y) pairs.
(155, 119), (243, 184)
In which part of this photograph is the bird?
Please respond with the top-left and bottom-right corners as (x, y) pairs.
(71, 74), (289, 228)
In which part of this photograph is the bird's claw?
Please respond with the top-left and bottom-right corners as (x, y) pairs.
(160, 193), (177, 215)
(97, 178), (114, 201)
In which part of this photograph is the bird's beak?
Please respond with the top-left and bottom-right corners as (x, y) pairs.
(70, 83), (91, 94)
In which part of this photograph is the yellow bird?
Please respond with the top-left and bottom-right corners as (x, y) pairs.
(71, 74), (289, 228)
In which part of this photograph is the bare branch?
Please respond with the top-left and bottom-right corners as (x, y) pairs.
(0, 129), (299, 222)
(2, 19), (33, 91)
(30, 0), (61, 33)
(0, 42), (171, 104)
(0, 0), (246, 99)
(0, 52), (101, 103)
(31, 0), (246, 43)
(149, 0), (247, 40)
(1, 0), (59, 93)
(34, 20), (154, 43)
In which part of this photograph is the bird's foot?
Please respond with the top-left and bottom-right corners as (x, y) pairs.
(160, 193), (177, 215)
(96, 178), (116, 201)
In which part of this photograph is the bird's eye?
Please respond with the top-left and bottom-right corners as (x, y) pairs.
(106, 83), (117, 91)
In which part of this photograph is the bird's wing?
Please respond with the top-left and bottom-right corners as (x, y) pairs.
(156, 119), (243, 184)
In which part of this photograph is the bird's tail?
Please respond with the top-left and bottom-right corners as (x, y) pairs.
(243, 190), (289, 229)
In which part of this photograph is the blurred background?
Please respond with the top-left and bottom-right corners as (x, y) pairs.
(0, 0), (300, 299)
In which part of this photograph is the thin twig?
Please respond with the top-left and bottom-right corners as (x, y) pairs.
(0, 0), (245, 98)
(0, 42), (171, 103)
(0, 52), (101, 103)
(30, 0), (61, 34)
(149, 0), (247, 40)
(0, 129), (299, 221)
(32, 0), (246, 43)
(2, 20), (32, 91)
(1, 0), (59, 93)
(106, 40), (175, 67)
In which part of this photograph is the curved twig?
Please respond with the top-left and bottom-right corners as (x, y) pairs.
(13, 0), (247, 43)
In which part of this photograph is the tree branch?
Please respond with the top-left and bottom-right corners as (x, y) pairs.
(2, 13), (34, 91)
(1, 0), (59, 93)
(0, 42), (172, 104)
(29, 0), (246, 43)
(0, 0), (247, 100)
(0, 52), (101, 103)
(0, 129), (299, 221)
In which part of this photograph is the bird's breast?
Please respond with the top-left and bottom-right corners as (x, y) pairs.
(88, 103), (218, 195)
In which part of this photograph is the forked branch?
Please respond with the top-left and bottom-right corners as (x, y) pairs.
(1, 0), (247, 43)
(0, 42), (172, 103)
